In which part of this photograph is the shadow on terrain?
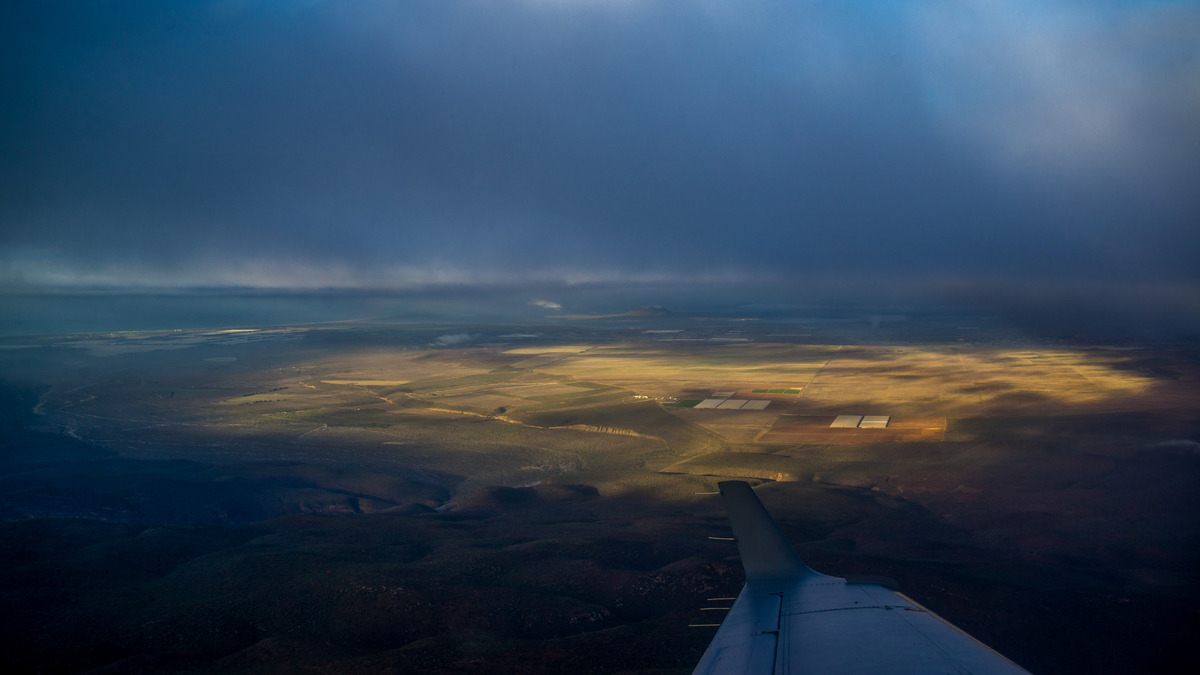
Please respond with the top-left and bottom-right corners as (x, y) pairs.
(1, 471), (1196, 674)
(3, 401), (1199, 675)
(0, 424), (453, 526)
(2, 330), (1199, 674)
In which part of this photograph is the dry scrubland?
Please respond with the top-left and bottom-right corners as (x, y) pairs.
(1, 325), (1198, 673)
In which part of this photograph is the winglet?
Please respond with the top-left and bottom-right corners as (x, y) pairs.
(718, 481), (821, 582)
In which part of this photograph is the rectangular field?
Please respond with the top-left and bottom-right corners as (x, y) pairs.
(830, 415), (863, 428)
(758, 415), (946, 444)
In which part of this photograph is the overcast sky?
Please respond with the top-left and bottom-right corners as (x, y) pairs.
(1, 1), (1197, 323)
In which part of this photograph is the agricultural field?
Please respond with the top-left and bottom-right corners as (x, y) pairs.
(756, 415), (948, 444)
(1, 321), (1197, 673)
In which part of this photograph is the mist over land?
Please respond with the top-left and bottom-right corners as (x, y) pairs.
(3, 279), (1197, 342)
(2, 1), (1198, 308)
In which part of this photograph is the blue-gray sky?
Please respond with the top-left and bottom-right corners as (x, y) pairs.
(1, 1), (1198, 323)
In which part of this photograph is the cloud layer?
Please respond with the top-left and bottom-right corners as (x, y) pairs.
(1, 1), (1197, 310)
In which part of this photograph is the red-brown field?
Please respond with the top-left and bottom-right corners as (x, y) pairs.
(757, 415), (947, 444)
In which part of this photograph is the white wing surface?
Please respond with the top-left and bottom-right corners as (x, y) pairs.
(693, 481), (1031, 675)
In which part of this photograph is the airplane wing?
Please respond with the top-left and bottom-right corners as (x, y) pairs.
(693, 481), (1031, 674)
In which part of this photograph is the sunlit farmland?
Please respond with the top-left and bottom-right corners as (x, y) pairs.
(1, 320), (1197, 674)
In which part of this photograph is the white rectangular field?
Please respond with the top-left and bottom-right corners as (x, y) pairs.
(831, 415), (864, 428)
(694, 399), (725, 409)
(860, 415), (891, 428)
(717, 399), (749, 409)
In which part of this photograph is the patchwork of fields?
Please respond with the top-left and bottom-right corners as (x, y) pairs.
(3, 324), (1197, 674)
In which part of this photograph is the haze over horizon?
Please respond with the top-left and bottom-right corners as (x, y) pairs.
(2, 1), (1198, 334)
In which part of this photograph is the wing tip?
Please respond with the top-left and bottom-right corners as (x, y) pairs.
(717, 480), (821, 582)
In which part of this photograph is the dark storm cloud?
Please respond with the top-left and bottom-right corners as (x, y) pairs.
(1, 1), (1197, 310)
